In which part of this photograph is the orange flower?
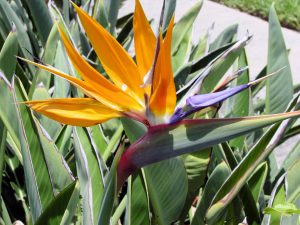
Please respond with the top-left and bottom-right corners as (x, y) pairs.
(21, 0), (176, 127)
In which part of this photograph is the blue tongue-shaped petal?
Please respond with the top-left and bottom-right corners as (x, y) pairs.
(170, 84), (249, 123)
(169, 67), (285, 124)
(187, 84), (249, 108)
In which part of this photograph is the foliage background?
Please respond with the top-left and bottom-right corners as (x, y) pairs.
(0, 0), (300, 225)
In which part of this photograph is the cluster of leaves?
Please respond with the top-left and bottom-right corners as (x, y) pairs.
(1, 0), (300, 225)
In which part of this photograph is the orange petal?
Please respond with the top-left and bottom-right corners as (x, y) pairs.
(26, 98), (120, 127)
(150, 18), (176, 117)
(18, 57), (143, 112)
(72, 3), (144, 102)
(133, 0), (156, 77)
(57, 26), (144, 111)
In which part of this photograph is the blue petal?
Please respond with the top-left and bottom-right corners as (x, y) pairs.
(170, 84), (249, 124)
(187, 84), (249, 108)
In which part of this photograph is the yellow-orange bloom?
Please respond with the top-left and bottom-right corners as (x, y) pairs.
(22, 0), (176, 127)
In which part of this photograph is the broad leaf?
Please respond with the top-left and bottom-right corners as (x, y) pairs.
(0, 29), (18, 80)
(266, 5), (293, 114)
(35, 182), (76, 225)
(144, 159), (188, 225)
(191, 162), (231, 225)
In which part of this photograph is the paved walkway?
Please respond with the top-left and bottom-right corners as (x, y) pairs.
(120, 0), (300, 83)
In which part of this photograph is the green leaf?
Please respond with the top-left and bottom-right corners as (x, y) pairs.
(93, 0), (109, 28)
(12, 77), (54, 221)
(35, 182), (76, 225)
(0, 29), (18, 80)
(29, 25), (60, 96)
(209, 24), (238, 51)
(103, 124), (123, 162)
(172, 25), (193, 73)
(248, 162), (268, 203)
(53, 41), (71, 98)
(73, 127), (105, 225)
(60, 182), (81, 225)
(175, 43), (234, 92)
(121, 120), (150, 225)
(191, 32), (207, 60)
(112, 195), (127, 225)
(264, 203), (300, 216)
(22, 0), (53, 46)
(190, 43), (235, 74)
(55, 125), (72, 156)
(0, 197), (12, 225)
(205, 117), (291, 223)
(228, 50), (251, 150)
(286, 159), (300, 203)
(144, 159), (188, 225)
(33, 117), (74, 193)
(31, 85), (62, 139)
(162, 0), (177, 31)
(177, 37), (248, 109)
(191, 162), (231, 225)
(281, 141), (300, 174)
(178, 149), (211, 223)
(0, 63), (20, 157)
(104, 0), (121, 34)
(98, 144), (125, 225)
(121, 118), (147, 143)
(0, 121), (6, 195)
(266, 5), (293, 114)
(90, 125), (108, 156)
(267, 180), (287, 224)
(201, 35), (248, 94)
(116, 14), (133, 47)
(126, 173), (150, 225)
(171, 0), (202, 55)
(0, 0), (35, 75)
(220, 142), (261, 224)
(280, 159), (300, 224)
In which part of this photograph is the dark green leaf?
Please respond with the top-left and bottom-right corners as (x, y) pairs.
(22, 0), (53, 46)
(35, 182), (76, 225)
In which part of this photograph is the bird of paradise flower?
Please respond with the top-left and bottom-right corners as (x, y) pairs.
(19, 0), (255, 128)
